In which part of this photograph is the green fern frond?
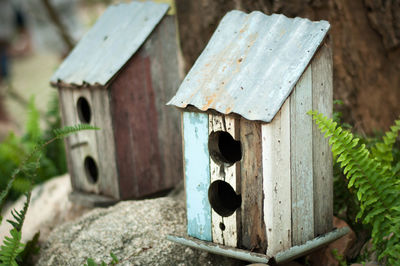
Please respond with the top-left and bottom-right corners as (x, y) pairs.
(371, 120), (400, 168)
(53, 124), (99, 139)
(0, 229), (25, 266)
(308, 110), (400, 263)
(7, 191), (31, 232)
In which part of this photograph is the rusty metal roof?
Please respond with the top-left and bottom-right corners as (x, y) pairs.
(167, 11), (330, 123)
(50, 1), (169, 86)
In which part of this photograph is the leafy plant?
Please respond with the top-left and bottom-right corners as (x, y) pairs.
(309, 110), (400, 264)
(0, 95), (66, 200)
(0, 124), (99, 265)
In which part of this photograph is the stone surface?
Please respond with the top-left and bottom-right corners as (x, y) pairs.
(307, 216), (357, 266)
(0, 174), (90, 243)
(36, 190), (241, 266)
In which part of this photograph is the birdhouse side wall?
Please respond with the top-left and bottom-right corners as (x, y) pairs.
(58, 86), (119, 198)
(311, 41), (333, 236)
(110, 15), (182, 199)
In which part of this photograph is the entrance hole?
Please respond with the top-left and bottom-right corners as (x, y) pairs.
(208, 131), (242, 165)
(84, 156), (98, 184)
(208, 180), (241, 217)
(77, 97), (92, 124)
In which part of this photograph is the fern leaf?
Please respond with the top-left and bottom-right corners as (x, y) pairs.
(6, 190), (31, 232)
(309, 110), (400, 263)
(0, 229), (25, 266)
(53, 124), (99, 139)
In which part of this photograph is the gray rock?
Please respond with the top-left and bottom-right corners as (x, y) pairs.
(37, 194), (241, 266)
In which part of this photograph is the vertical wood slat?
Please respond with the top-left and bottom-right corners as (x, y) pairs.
(71, 89), (100, 194)
(240, 119), (267, 253)
(262, 100), (292, 256)
(209, 114), (239, 247)
(110, 53), (162, 199)
(183, 112), (212, 241)
(91, 88), (119, 198)
(144, 15), (182, 190)
(58, 88), (79, 189)
(312, 41), (333, 236)
(290, 66), (314, 246)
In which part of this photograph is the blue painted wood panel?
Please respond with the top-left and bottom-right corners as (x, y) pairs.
(183, 112), (212, 241)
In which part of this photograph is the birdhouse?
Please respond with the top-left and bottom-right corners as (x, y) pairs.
(50, 1), (182, 206)
(167, 11), (348, 263)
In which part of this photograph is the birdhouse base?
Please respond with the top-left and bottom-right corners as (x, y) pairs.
(167, 227), (349, 264)
(68, 191), (118, 208)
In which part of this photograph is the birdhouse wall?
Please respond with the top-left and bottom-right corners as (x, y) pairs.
(183, 111), (267, 253)
(262, 41), (333, 256)
(58, 86), (119, 199)
(109, 14), (182, 199)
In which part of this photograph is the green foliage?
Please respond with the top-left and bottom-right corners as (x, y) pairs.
(309, 110), (400, 264)
(85, 252), (119, 266)
(0, 124), (99, 265)
(16, 232), (40, 265)
(0, 229), (24, 266)
(0, 95), (67, 200)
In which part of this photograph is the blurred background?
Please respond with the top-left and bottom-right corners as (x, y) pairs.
(0, 0), (399, 216)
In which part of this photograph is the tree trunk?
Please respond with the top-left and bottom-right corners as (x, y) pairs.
(176, 0), (400, 134)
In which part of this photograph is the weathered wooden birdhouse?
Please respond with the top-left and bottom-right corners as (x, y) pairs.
(50, 1), (182, 205)
(167, 11), (348, 263)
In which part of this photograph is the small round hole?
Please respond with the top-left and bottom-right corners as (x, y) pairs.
(219, 222), (226, 231)
(208, 131), (242, 165)
(77, 97), (92, 124)
(208, 180), (241, 217)
(84, 156), (98, 184)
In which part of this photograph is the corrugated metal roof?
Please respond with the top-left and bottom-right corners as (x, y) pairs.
(167, 11), (330, 123)
(50, 1), (169, 86)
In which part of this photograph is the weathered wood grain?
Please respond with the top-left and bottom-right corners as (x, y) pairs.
(71, 88), (100, 194)
(90, 87), (119, 198)
(262, 99), (291, 256)
(110, 53), (162, 199)
(290, 65), (314, 246)
(143, 15), (183, 190)
(240, 118), (267, 253)
(57, 88), (79, 189)
(183, 112), (212, 241)
(312, 41), (333, 236)
(209, 114), (239, 247)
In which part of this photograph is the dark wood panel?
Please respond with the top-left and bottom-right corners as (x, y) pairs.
(110, 53), (162, 199)
(239, 119), (267, 253)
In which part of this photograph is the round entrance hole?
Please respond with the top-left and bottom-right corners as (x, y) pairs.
(208, 131), (242, 166)
(208, 180), (241, 217)
(77, 97), (92, 124)
(84, 156), (98, 184)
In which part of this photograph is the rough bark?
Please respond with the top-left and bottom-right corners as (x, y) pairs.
(176, 0), (400, 134)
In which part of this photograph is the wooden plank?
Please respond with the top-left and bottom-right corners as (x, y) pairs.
(183, 112), (212, 241)
(240, 119), (267, 253)
(143, 15), (182, 191)
(58, 88), (79, 189)
(209, 114), (239, 247)
(209, 114), (224, 245)
(71, 88), (100, 194)
(262, 99), (292, 256)
(290, 65), (314, 246)
(90, 88), (119, 198)
(312, 41), (333, 236)
(110, 52), (162, 199)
